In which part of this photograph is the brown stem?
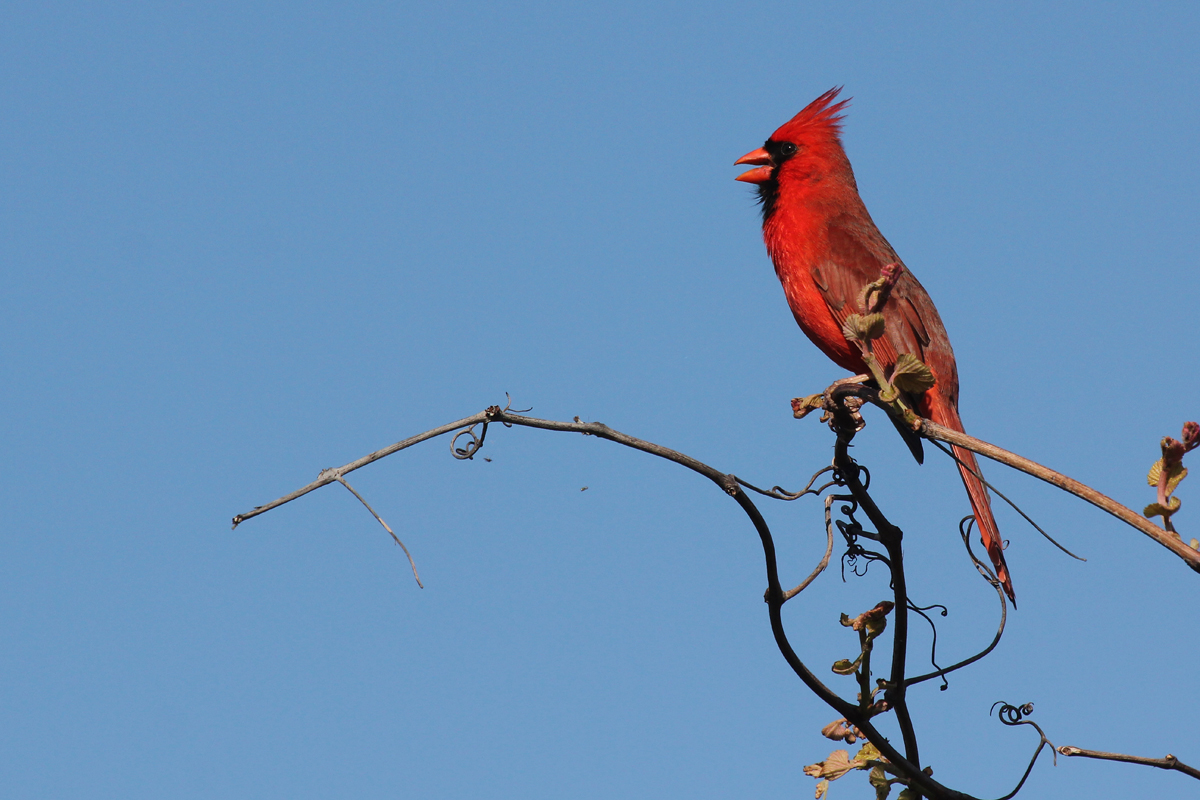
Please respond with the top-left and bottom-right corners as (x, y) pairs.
(1058, 746), (1200, 781)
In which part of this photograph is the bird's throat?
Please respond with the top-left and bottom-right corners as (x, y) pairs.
(755, 174), (781, 224)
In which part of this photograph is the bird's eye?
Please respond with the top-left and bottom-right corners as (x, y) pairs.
(780, 142), (797, 156)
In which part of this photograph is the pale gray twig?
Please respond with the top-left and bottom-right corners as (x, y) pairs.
(1058, 746), (1200, 781)
(231, 412), (489, 529)
(334, 475), (423, 588)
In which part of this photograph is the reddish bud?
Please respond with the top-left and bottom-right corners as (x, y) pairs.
(1183, 421), (1199, 451)
(1162, 437), (1186, 468)
(859, 263), (906, 313)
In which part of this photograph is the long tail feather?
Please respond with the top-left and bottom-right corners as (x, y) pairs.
(928, 401), (1016, 604)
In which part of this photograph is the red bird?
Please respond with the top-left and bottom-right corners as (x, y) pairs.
(735, 88), (1015, 603)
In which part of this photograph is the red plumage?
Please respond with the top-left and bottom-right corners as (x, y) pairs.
(736, 88), (1015, 603)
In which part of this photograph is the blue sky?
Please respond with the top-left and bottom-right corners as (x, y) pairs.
(2, 2), (1198, 798)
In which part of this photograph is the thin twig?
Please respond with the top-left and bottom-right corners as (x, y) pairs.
(335, 476), (423, 588)
(231, 412), (490, 528)
(738, 466), (838, 501)
(781, 494), (837, 601)
(1058, 746), (1200, 781)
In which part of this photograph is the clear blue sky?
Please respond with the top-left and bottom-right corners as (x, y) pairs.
(2, 2), (1197, 798)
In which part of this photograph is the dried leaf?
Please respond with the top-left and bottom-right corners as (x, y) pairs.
(821, 719), (845, 740)
(804, 749), (855, 780)
(821, 718), (859, 744)
(792, 394), (827, 420)
(843, 313), (886, 342)
(815, 779), (829, 799)
(890, 353), (936, 393)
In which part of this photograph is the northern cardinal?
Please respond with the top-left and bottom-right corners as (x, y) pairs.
(735, 88), (1015, 603)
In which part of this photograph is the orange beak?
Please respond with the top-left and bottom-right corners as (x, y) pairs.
(734, 147), (773, 184)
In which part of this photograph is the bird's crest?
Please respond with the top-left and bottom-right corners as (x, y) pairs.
(772, 87), (850, 143)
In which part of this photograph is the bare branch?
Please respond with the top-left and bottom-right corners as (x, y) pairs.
(738, 466), (838, 501)
(806, 382), (1200, 573)
(231, 411), (491, 529)
(1058, 746), (1200, 781)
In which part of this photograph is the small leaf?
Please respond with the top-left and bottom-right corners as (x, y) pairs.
(869, 765), (892, 800)
(1148, 460), (1188, 494)
(821, 719), (846, 740)
(856, 742), (883, 763)
(1148, 459), (1163, 487)
(890, 353), (936, 393)
(832, 657), (861, 675)
(1144, 498), (1182, 520)
(1172, 466), (1189, 493)
(814, 779), (829, 799)
(843, 313), (886, 342)
(863, 615), (889, 638)
(839, 612), (854, 628)
(896, 789), (921, 800)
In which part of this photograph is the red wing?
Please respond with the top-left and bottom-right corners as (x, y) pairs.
(810, 217), (921, 366)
